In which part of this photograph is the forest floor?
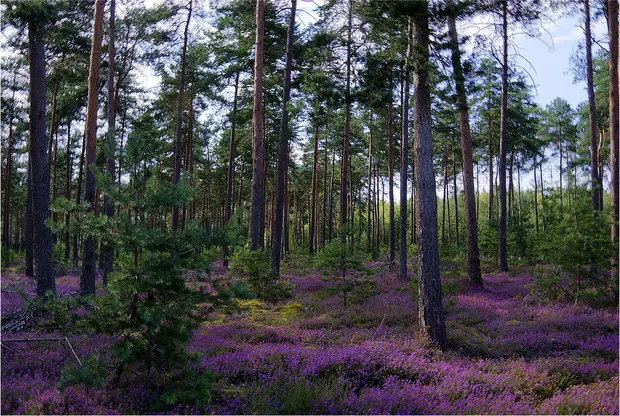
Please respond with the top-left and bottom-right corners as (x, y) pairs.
(1, 259), (618, 414)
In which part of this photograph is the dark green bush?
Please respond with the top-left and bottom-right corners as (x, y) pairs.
(159, 369), (218, 409)
(229, 248), (293, 301)
(59, 355), (107, 389)
(87, 250), (199, 380)
(314, 239), (370, 307)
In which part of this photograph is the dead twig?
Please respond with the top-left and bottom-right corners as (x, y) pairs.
(2, 336), (83, 367)
(64, 337), (83, 367)
(0, 342), (15, 352)
(374, 314), (386, 338)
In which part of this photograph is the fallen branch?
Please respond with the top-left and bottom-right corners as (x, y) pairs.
(64, 337), (83, 367)
(2, 336), (83, 367)
(374, 314), (387, 338)
(0, 342), (15, 352)
(2, 337), (66, 342)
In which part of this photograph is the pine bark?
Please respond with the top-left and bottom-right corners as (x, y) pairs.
(172, 0), (192, 232)
(250, 0), (266, 251)
(498, 0), (509, 272)
(223, 71), (240, 268)
(80, 0), (106, 296)
(534, 159), (539, 233)
(29, 19), (55, 297)
(367, 120), (374, 254)
(309, 124), (319, 255)
(340, 0), (352, 248)
(271, 0), (296, 272)
(487, 96), (494, 223)
(399, 20), (413, 281)
(607, 0), (619, 254)
(64, 120), (72, 259)
(2, 105), (14, 246)
(25, 140), (34, 277)
(585, 0), (602, 211)
(102, 0), (116, 284)
(388, 103), (395, 263)
(412, 4), (446, 348)
(452, 147), (459, 247)
(321, 142), (327, 248)
(74, 133), (85, 266)
(328, 151), (335, 242)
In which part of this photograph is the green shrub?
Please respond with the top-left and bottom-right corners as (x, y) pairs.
(531, 194), (614, 304)
(1, 247), (20, 268)
(159, 369), (218, 409)
(87, 250), (200, 381)
(229, 248), (293, 301)
(52, 242), (73, 276)
(314, 239), (369, 308)
(59, 355), (107, 389)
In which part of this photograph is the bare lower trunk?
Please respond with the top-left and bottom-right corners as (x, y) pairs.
(309, 123), (318, 255)
(328, 151), (335, 241)
(29, 20), (55, 297)
(81, 0), (106, 296)
(607, 0), (619, 255)
(25, 145), (34, 277)
(388, 103), (395, 262)
(74, 133), (85, 266)
(498, 0), (509, 272)
(340, 0), (352, 249)
(585, 0), (602, 211)
(223, 71), (240, 268)
(65, 120), (72, 259)
(367, 120), (373, 254)
(534, 160), (539, 233)
(399, 20), (412, 281)
(172, 0), (192, 232)
(452, 146), (459, 247)
(102, 0), (116, 284)
(271, 0), (296, 273)
(250, 0), (266, 251)
(3, 108), (14, 246)
(412, 4), (446, 348)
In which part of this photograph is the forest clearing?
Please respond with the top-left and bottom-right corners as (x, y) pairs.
(1, 0), (619, 414)
(2, 261), (618, 414)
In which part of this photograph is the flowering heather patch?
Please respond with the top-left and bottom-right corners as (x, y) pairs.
(2, 266), (618, 414)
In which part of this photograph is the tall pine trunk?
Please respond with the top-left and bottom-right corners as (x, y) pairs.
(172, 0), (192, 232)
(309, 123), (319, 255)
(25, 141), (34, 277)
(250, 0), (266, 250)
(399, 19), (412, 281)
(223, 71), (240, 268)
(74, 133), (85, 266)
(412, 4), (446, 348)
(2, 104), (14, 246)
(64, 120), (72, 259)
(284, 143), (290, 255)
(328, 151), (335, 241)
(271, 0), (296, 272)
(487, 95), (494, 223)
(498, 0), (509, 272)
(585, 0), (601, 211)
(367, 119), (373, 254)
(388, 103), (395, 263)
(606, 0), (619, 256)
(340, 0), (352, 249)
(321, 142), (327, 248)
(102, 0), (116, 284)
(534, 159), (539, 233)
(80, 0), (106, 296)
(29, 18), (55, 297)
